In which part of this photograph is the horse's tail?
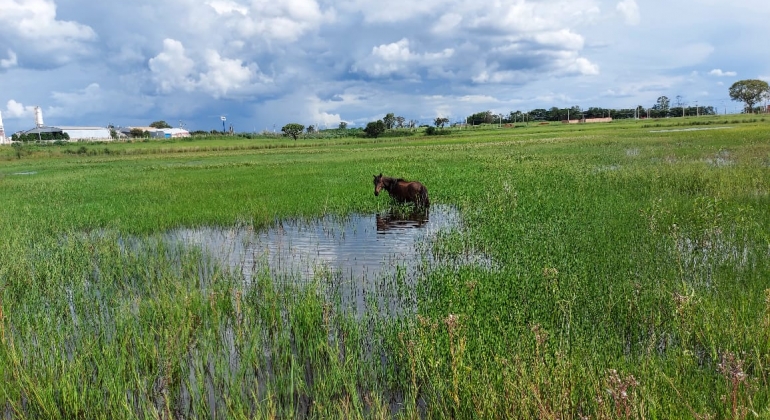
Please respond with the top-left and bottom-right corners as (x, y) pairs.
(420, 185), (430, 208)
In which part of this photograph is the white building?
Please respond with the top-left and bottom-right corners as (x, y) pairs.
(120, 127), (191, 139)
(58, 126), (112, 141)
(15, 107), (112, 141)
(154, 128), (190, 138)
(19, 125), (112, 141)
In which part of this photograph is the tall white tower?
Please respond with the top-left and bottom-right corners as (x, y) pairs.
(34, 106), (44, 128)
(0, 110), (7, 144)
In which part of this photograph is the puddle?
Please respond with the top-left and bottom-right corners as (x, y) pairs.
(169, 205), (459, 282)
(12, 171), (37, 175)
(166, 205), (494, 316)
(674, 229), (755, 289)
(703, 149), (733, 167)
(592, 164), (621, 173)
(649, 126), (733, 133)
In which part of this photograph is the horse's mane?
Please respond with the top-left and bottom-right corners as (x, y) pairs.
(381, 176), (405, 184)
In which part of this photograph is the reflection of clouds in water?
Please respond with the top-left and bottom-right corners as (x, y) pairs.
(168, 205), (463, 283)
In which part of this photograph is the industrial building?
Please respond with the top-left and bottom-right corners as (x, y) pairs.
(18, 125), (112, 141)
(119, 127), (191, 138)
(6, 106), (190, 143)
(154, 128), (191, 138)
(58, 126), (112, 140)
(11, 106), (109, 141)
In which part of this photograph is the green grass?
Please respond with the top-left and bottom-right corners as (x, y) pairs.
(1, 114), (769, 418)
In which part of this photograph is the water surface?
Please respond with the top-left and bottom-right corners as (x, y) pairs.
(171, 206), (456, 279)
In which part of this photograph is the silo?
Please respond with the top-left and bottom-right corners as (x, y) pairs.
(34, 106), (44, 127)
(0, 110), (6, 143)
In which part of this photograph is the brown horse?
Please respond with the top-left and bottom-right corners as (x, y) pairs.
(373, 173), (430, 208)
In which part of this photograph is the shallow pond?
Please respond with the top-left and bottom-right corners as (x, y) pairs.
(166, 205), (493, 315)
(168, 205), (460, 281)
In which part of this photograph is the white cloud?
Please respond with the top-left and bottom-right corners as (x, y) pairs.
(148, 38), (270, 98)
(198, 50), (264, 98)
(0, 0), (96, 66)
(353, 38), (454, 78)
(372, 38), (414, 62)
(465, 0), (600, 33)
(340, 0), (441, 23)
(708, 69), (737, 77)
(148, 39), (197, 93)
(216, 0), (334, 42)
(206, 0), (248, 15)
(568, 57), (600, 75)
(533, 29), (585, 50)
(5, 100), (36, 119)
(616, 0), (640, 25)
(0, 50), (17, 69)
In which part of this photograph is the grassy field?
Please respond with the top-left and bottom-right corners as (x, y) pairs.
(1, 115), (769, 418)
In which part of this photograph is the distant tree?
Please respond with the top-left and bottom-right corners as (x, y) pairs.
(650, 96), (670, 118)
(395, 116), (405, 129)
(729, 79), (770, 113)
(434, 117), (449, 128)
(570, 105), (582, 120)
(338, 121), (348, 129)
(281, 123), (305, 140)
(583, 107), (610, 119)
(149, 120), (172, 129)
(383, 113), (396, 130)
(509, 110), (524, 123)
(528, 109), (546, 121)
(129, 128), (147, 138)
(408, 119), (418, 129)
(364, 120), (386, 138)
(306, 125), (315, 134)
(467, 111), (494, 125)
(546, 107), (562, 121)
(674, 95), (686, 117)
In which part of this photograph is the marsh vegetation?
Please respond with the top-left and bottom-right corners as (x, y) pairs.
(0, 116), (768, 418)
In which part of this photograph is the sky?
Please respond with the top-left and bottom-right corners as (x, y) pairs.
(1, 0), (768, 134)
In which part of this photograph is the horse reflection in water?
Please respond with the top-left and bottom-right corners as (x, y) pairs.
(373, 173), (430, 208)
(376, 208), (430, 233)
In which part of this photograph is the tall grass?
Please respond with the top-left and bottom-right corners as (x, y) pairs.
(1, 116), (769, 418)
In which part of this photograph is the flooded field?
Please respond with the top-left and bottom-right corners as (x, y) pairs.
(165, 205), (495, 316)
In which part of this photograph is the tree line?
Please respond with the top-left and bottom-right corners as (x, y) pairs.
(465, 99), (717, 125)
(277, 79), (769, 140)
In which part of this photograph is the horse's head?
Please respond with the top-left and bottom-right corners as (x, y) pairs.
(373, 173), (384, 196)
